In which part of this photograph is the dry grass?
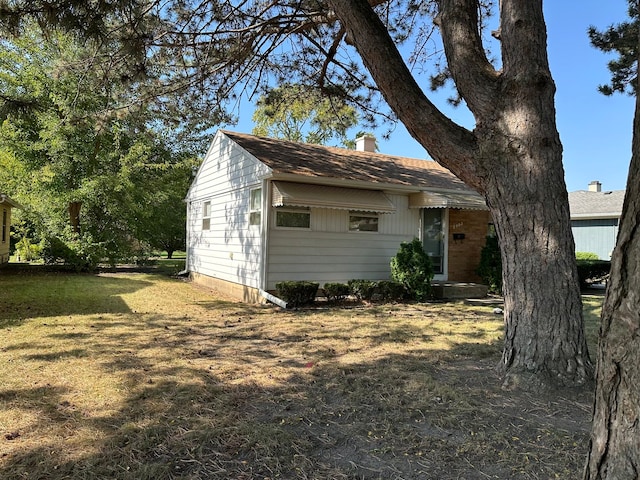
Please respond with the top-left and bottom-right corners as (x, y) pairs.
(0, 269), (600, 479)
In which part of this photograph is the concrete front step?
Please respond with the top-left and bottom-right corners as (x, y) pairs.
(431, 281), (489, 300)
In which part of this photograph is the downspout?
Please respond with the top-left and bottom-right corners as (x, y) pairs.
(178, 198), (190, 276)
(181, 164), (199, 277)
(259, 178), (271, 292)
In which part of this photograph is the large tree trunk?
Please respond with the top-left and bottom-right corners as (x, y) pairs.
(584, 32), (640, 479)
(330, 0), (593, 388)
(482, 129), (591, 389)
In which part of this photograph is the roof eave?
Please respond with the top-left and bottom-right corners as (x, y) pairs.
(570, 212), (622, 220)
(266, 172), (478, 196)
(0, 194), (21, 209)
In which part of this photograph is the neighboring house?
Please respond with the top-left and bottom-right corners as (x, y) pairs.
(569, 181), (625, 259)
(185, 130), (491, 302)
(0, 193), (20, 265)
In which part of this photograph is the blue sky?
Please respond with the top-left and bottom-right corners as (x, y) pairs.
(233, 1), (634, 193)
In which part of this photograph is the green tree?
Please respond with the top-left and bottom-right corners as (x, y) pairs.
(0, 26), (198, 264)
(585, 2), (640, 476)
(252, 84), (358, 146)
(0, 0), (592, 388)
(588, 2), (639, 96)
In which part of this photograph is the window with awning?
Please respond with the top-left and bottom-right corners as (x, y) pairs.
(409, 191), (487, 210)
(271, 181), (395, 213)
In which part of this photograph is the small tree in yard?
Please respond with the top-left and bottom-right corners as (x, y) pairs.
(391, 238), (434, 302)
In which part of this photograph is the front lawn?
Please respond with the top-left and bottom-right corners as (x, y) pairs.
(0, 270), (600, 479)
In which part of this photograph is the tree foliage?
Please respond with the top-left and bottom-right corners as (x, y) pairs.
(588, 1), (639, 96)
(0, 26), (197, 263)
(252, 84), (358, 146)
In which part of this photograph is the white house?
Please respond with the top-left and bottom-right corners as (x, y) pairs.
(185, 130), (491, 302)
(569, 181), (625, 259)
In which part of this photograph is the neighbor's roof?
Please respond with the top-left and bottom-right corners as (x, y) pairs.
(221, 130), (475, 193)
(568, 189), (625, 219)
(0, 193), (21, 209)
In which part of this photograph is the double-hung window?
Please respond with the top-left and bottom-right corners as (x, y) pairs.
(202, 201), (211, 230)
(249, 188), (262, 226)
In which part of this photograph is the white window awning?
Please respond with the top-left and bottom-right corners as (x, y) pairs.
(409, 191), (488, 210)
(272, 181), (396, 213)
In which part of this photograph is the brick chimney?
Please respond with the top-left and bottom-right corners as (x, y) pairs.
(588, 180), (602, 192)
(356, 135), (376, 152)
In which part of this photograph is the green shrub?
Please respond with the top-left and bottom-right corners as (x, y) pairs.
(476, 236), (503, 294)
(41, 232), (106, 272)
(576, 251), (600, 261)
(348, 279), (378, 302)
(576, 259), (611, 287)
(390, 238), (433, 301)
(377, 280), (406, 302)
(275, 281), (319, 307)
(15, 237), (42, 261)
(323, 282), (351, 303)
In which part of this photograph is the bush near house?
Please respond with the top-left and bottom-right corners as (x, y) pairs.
(41, 233), (106, 272)
(275, 281), (319, 307)
(576, 259), (611, 288)
(348, 279), (378, 302)
(390, 238), (434, 301)
(476, 236), (502, 294)
(323, 282), (351, 303)
(377, 280), (407, 302)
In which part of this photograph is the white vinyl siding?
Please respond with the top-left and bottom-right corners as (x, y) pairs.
(265, 194), (419, 289)
(186, 132), (270, 289)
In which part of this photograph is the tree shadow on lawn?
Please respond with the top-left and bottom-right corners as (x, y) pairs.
(0, 341), (593, 479)
(0, 273), (152, 328)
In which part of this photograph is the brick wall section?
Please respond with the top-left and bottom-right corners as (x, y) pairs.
(447, 209), (492, 283)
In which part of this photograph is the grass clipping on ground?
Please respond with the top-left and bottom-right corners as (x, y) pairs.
(0, 272), (599, 479)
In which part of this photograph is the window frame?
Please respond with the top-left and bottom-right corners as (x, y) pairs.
(202, 200), (211, 230)
(274, 206), (311, 230)
(249, 187), (262, 226)
(2, 209), (7, 243)
(348, 211), (379, 233)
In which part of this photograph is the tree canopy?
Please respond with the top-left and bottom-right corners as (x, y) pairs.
(589, 1), (639, 96)
(252, 84), (359, 146)
(0, 25), (198, 264)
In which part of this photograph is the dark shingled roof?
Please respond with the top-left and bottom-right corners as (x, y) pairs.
(568, 189), (625, 218)
(222, 130), (474, 192)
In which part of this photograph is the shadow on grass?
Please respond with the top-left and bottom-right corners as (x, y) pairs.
(0, 329), (592, 478)
(0, 353), (592, 480)
(0, 279), (598, 480)
(0, 273), (152, 328)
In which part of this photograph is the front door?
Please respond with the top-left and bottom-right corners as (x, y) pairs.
(422, 208), (446, 276)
